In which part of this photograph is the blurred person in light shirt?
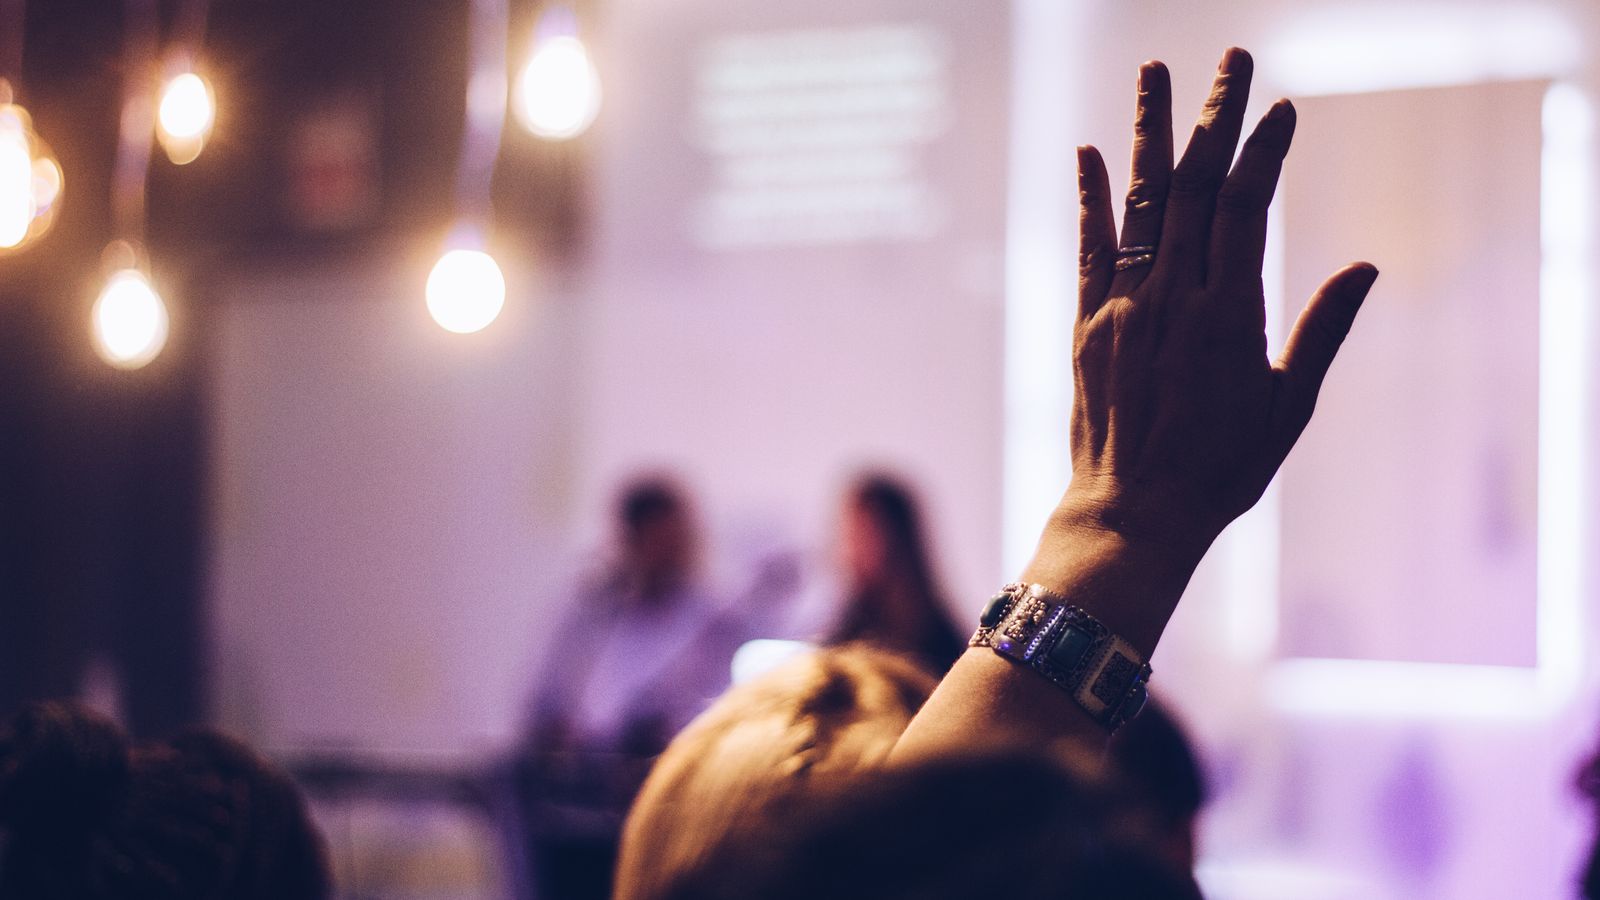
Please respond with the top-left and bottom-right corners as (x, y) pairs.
(518, 475), (738, 900)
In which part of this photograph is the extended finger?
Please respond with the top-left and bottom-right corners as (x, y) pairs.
(1110, 61), (1172, 294)
(1274, 262), (1380, 439)
(1208, 99), (1296, 319)
(1152, 47), (1254, 288)
(1077, 145), (1117, 320)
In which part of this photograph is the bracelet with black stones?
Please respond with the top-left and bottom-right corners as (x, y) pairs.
(969, 582), (1152, 731)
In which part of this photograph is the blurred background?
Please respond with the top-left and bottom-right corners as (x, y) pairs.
(2, 0), (1598, 897)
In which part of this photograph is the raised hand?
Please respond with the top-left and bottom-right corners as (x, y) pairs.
(1062, 48), (1378, 557)
(894, 50), (1377, 759)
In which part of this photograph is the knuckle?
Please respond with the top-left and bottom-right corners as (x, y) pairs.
(1078, 241), (1111, 272)
(1214, 180), (1265, 216)
(1104, 299), (1151, 345)
(1206, 71), (1244, 106)
(1303, 314), (1350, 352)
(1123, 177), (1166, 214)
(1075, 319), (1113, 360)
(1168, 161), (1223, 199)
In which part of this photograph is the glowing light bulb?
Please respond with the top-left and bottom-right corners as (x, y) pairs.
(513, 34), (601, 140)
(0, 125), (32, 248)
(426, 248), (505, 333)
(92, 269), (169, 369)
(32, 154), (61, 210)
(157, 71), (215, 165)
(0, 99), (61, 252)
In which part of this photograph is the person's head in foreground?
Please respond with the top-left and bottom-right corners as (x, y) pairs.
(667, 750), (1204, 900)
(614, 646), (1200, 900)
(0, 701), (330, 900)
(614, 646), (936, 900)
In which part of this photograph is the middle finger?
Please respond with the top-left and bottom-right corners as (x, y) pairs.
(1149, 47), (1255, 289)
(1110, 61), (1173, 296)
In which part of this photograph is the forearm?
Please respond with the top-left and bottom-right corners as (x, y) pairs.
(890, 497), (1208, 762)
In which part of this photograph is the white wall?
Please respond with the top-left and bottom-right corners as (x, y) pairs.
(210, 256), (583, 753)
(209, 3), (1011, 755)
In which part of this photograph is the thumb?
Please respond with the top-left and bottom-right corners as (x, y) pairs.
(1274, 261), (1379, 434)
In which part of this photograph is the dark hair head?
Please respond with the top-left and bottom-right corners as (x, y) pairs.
(619, 477), (686, 537)
(1108, 698), (1207, 824)
(1578, 740), (1600, 898)
(830, 472), (962, 672)
(849, 473), (931, 583)
(0, 702), (330, 900)
(1580, 743), (1600, 804)
(0, 701), (129, 839)
(1106, 698), (1207, 872)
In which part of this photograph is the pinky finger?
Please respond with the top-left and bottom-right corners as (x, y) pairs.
(1078, 145), (1118, 320)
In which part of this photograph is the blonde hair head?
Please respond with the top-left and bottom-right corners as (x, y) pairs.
(613, 645), (936, 900)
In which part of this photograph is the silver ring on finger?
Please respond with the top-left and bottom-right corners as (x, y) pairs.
(1114, 244), (1158, 272)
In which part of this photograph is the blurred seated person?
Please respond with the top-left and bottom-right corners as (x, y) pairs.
(521, 475), (734, 900)
(825, 473), (965, 675)
(0, 701), (330, 900)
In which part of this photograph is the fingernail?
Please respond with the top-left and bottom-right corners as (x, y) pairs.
(1352, 263), (1380, 291)
(1220, 46), (1250, 73)
(1266, 99), (1295, 123)
(1138, 62), (1157, 91)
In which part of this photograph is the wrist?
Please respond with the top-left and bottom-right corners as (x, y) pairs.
(1019, 489), (1214, 656)
(1053, 474), (1228, 556)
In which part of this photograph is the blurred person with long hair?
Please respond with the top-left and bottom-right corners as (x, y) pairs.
(826, 473), (964, 675)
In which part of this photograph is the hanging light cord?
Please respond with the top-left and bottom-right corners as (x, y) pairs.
(457, 0), (509, 216)
(175, 0), (209, 52)
(112, 0), (159, 242)
(0, 0), (24, 97)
